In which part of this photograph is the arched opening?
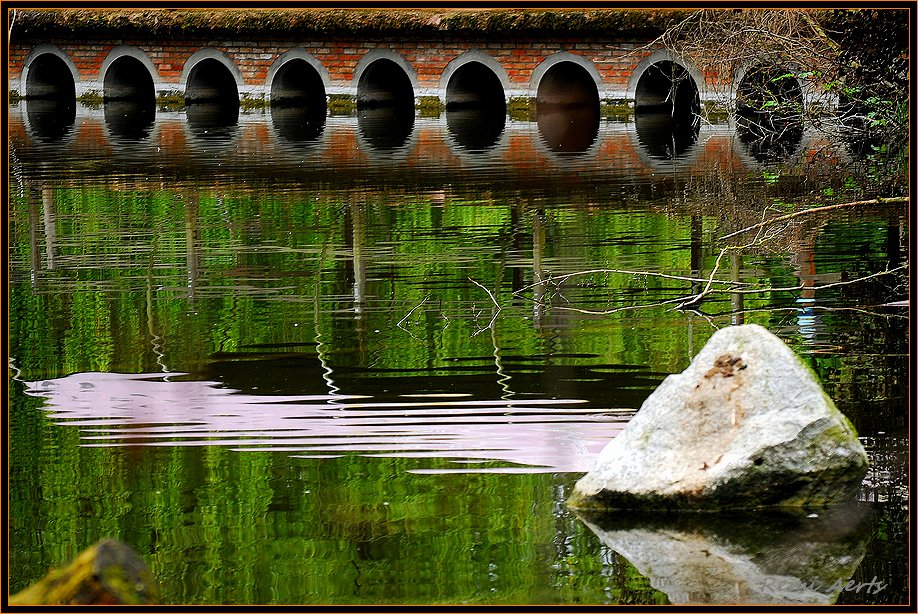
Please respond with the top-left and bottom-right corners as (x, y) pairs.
(634, 60), (699, 118)
(25, 53), (76, 100)
(445, 62), (505, 110)
(633, 60), (700, 161)
(102, 55), (155, 141)
(736, 63), (804, 158)
(536, 62), (599, 154)
(185, 58), (239, 134)
(24, 53), (76, 142)
(103, 56), (155, 102)
(445, 61), (506, 152)
(356, 59), (414, 109)
(736, 63), (804, 119)
(536, 62), (599, 108)
(270, 59), (327, 143)
(185, 58), (239, 105)
(270, 59), (327, 110)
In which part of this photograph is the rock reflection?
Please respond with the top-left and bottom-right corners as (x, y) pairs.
(634, 112), (699, 160)
(577, 504), (870, 604)
(445, 106), (506, 153)
(104, 99), (155, 141)
(25, 98), (76, 142)
(536, 104), (599, 154)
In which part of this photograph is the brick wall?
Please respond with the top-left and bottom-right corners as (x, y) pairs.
(9, 32), (712, 104)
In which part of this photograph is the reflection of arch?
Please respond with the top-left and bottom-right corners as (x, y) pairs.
(266, 49), (329, 106)
(354, 50), (417, 108)
(181, 49), (243, 102)
(356, 106), (416, 158)
(732, 119), (810, 170)
(442, 112), (510, 162)
(24, 98), (77, 143)
(445, 107), (506, 153)
(100, 46), (158, 100)
(536, 105), (600, 155)
(628, 120), (718, 173)
(21, 44), (78, 99)
(268, 105), (332, 153)
(628, 50), (708, 108)
(531, 52), (602, 102)
(439, 51), (509, 107)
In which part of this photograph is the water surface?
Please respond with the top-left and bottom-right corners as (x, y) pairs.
(7, 101), (908, 604)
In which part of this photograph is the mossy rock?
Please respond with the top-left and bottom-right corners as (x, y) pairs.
(10, 539), (160, 605)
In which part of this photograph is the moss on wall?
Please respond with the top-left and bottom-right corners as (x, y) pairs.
(10, 8), (700, 39)
(76, 91), (103, 107)
(327, 94), (356, 115)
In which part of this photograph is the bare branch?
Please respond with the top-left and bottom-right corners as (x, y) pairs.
(397, 294), (430, 331)
(720, 197), (909, 241)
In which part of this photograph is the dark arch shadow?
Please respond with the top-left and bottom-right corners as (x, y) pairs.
(102, 56), (156, 141)
(356, 59), (414, 110)
(270, 59), (327, 143)
(446, 61), (506, 110)
(104, 55), (155, 103)
(735, 63), (804, 163)
(736, 63), (804, 122)
(25, 53), (76, 101)
(185, 58), (239, 137)
(635, 60), (700, 119)
(445, 61), (506, 153)
(536, 62), (600, 154)
(271, 59), (327, 110)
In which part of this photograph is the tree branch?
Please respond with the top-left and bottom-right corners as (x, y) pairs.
(719, 197), (908, 241)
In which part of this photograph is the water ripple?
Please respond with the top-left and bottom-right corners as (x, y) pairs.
(25, 372), (633, 474)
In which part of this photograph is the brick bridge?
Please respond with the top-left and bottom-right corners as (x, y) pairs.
(8, 9), (808, 117)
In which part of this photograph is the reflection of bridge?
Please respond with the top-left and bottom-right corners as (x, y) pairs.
(10, 104), (828, 193)
(9, 9), (812, 117)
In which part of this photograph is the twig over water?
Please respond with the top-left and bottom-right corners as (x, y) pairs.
(720, 197), (909, 241)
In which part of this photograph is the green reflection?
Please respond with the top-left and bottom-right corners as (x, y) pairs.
(7, 119), (907, 604)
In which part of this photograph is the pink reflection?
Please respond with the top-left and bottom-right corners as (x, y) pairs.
(25, 372), (633, 474)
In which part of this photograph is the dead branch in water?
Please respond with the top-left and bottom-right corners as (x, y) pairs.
(516, 264), (906, 317)
(720, 196), (909, 241)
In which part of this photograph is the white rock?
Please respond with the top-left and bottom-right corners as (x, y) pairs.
(569, 324), (868, 510)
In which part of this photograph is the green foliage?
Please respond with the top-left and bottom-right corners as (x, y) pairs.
(7, 150), (907, 604)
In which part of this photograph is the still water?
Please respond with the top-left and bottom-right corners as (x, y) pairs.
(7, 101), (909, 604)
